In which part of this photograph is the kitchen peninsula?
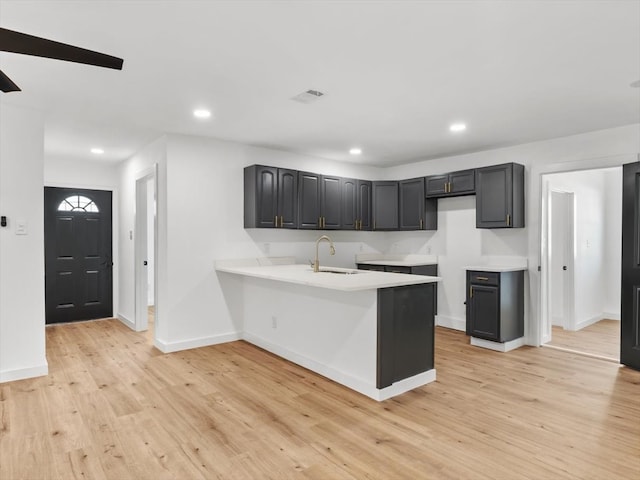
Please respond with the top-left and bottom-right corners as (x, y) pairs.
(215, 257), (441, 401)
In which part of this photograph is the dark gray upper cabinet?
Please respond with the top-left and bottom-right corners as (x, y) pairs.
(398, 178), (438, 230)
(476, 163), (524, 228)
(372, 181), (398, 230)
(425, 169), (475, 198)
(297, 171), (321, 229)
(341, 178), (358, 230)
(244, 165), (298, 228)
(298, 172), (342, 229)
(399, 178), (424, 230)
(321, 175), (341, 229)
(357, 180), (372, 231)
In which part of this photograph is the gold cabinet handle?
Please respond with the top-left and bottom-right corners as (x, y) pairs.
(507, 214), (511, 226)
(280, 216), (284, 227)
(323, 217), (326, 228)
(420, 218), (423, 229)
(470, 286), (473, 298)
(275, 216), (278, 227)
(476, 276), (489, 281)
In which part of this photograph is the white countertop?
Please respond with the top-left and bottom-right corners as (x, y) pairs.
(216, 260), (440, 291)
(465, 265), (527, 272)
(355, 253), (438, 267)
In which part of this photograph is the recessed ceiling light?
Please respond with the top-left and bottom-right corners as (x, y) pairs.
(349, 148), (362, 155)
(193, 109), (211, 119)
(90, 148), (104, 154)
(449, 123), (467, 132)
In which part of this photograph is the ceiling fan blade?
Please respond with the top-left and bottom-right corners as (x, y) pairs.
(0, 69), (21, 92)
(0, 27), (123, 70)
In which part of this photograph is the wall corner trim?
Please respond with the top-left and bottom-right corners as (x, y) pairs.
(0, 362), (49, 383)
(153, 332), (242, 354)
(117, 313), (135, 330)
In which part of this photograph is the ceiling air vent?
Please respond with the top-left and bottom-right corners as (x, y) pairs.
(291, 89), (325, 104)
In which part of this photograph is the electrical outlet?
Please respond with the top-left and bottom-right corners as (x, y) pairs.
(271, 316), (277, 329)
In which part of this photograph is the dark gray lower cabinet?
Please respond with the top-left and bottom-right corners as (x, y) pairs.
(466, 270), (524, 342)
(358, 263), (438, 315)
(377, 283), (435, 388)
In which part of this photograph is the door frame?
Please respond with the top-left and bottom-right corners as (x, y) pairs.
(134, 165), (158, 333)
(533, 154), (634, 346)
(543, 187), (575, 341)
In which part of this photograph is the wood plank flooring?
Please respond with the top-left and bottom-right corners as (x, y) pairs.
(548, 319), (620, 360)
(1, 319), (638, 480)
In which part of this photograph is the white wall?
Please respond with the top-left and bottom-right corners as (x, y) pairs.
(0, 103), (47, 382)
(44, 156), (121, 318)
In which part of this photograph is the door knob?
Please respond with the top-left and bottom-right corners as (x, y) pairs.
(143, 261), (148, 266)
(562, 266), (567, 271)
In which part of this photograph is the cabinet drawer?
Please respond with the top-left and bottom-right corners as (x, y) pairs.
(469, 271), (499, 286)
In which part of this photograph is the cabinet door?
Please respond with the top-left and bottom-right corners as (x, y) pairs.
(399, 178), (425, 230)
(297, 171), (321, 229)
(244, 165), (278, 228)
(476, 163), (526, 229)
(372, 182), (399, 230)
(425, 174), (449, 197)
(278, 168), (298, 228)
(341, 178), (358, 230)
(468, 284), (500, 341)
(357, 180), (372, 230)
(321, 175), (341, 229)
(449, 169), (475, 195)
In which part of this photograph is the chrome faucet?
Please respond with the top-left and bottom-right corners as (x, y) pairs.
(313, 235), (335, 272)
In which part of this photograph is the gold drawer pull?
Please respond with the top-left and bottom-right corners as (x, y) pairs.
(476, 276), (489, 281)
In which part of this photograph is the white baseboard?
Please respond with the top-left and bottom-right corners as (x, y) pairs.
(242, 331), (435, 401)
(471, 336), (525, 352)
(154, 332), (242, 354)
(575, 314), (604, 331)
(117, 313), (135, 330)
(0, 362), (49, 383)
(435, 315), (465, 331)
(602, 311), (621, 321)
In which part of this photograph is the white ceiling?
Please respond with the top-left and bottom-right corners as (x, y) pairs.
(1, 0), (639, 167)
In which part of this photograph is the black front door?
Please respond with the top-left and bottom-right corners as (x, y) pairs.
(621, 162), (640, 370)
(44, 187), (113, 324)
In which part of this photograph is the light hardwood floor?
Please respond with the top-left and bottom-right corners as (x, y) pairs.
(1, 320), (638, 480)
(548, 319), (620, 360)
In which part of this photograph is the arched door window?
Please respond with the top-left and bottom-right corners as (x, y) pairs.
(57, 195), (99, 213)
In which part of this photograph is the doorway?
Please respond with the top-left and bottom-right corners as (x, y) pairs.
(44, 187), (113, 324)
(541, 168), (622, 361)
(134, 167), (157, 338)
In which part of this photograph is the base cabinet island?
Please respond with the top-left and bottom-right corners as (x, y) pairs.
(215, 258), (441, 401)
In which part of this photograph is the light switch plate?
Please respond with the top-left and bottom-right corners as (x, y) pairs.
(16, 221), (28, 235)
